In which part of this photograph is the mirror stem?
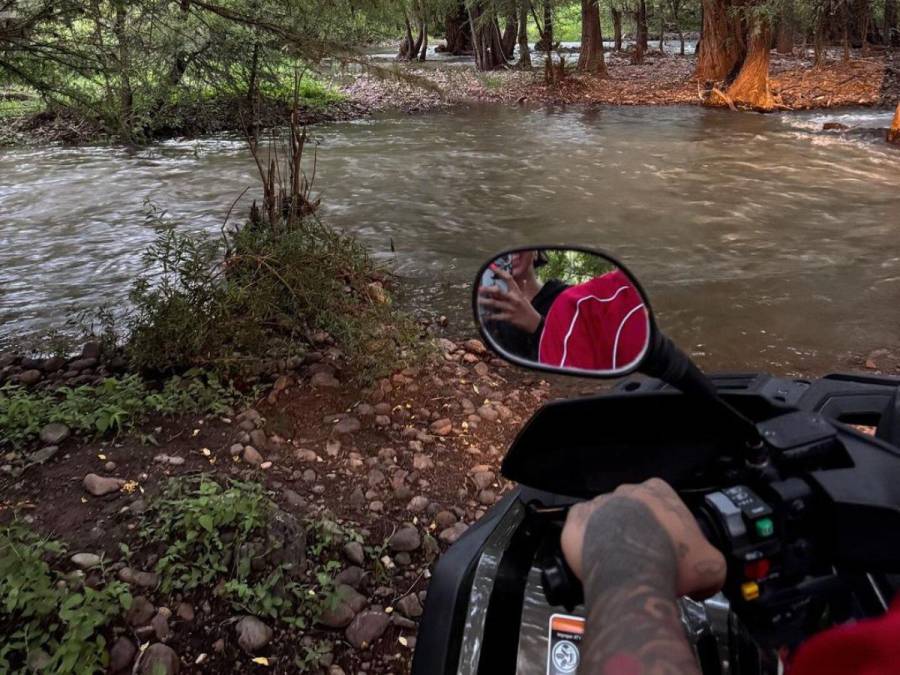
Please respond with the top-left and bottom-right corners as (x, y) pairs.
(643, 332), (765, 453)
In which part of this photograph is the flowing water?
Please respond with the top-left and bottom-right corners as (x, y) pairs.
(1, 105), (898, 374)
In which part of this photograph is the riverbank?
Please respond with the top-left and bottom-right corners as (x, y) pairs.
(349, 49), (900, 112)
(0, 332), (550, 674)
(4, 49), (898, 147)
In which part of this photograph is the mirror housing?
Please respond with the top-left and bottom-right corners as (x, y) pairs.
(472, 246), (655, 379)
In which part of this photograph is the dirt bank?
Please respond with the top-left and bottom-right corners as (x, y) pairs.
(0, 336), (552, 674)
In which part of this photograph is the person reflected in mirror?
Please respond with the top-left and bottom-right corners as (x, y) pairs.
(478, 250), (569, 361)
(539, 268), (649, 372)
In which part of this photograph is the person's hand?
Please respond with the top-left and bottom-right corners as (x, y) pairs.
(478, 266), (542, 333)
(561, 478), (726, 599)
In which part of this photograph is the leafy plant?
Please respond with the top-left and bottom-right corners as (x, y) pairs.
(140, 476), (353, 629)
(0, 372), (238, 448)
(0, 524), (132, 674)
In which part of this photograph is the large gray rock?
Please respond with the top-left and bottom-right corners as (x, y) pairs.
(236, 615), (273, 653)
(83, 473), (124, 497)
(39, 423), (70, 445)
(389, 526), (421, 553)
(345, 610), (391, 649)
(29, 446), (58, 464)
(136, 643), (179, 675)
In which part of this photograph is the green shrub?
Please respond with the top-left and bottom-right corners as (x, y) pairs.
(0, 372), (238, 448)
(127, 216), (423, 381)
(140, 476), (346, 628)
(0, 524), (132, 674)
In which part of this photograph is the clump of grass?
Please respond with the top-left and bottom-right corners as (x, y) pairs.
(0, 371), (238, 449)
(0, 524), (132, 674)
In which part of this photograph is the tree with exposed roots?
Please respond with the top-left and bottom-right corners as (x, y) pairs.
(578, 0), (608, 74)
(722, 15), (776, 110)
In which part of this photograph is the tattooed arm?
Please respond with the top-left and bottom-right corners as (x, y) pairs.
(561, 479), (727, 675)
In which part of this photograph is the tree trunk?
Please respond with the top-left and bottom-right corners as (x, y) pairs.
(637, 0), (649, 49)
(419, 19), (428, 61)
(612, 8), (623, 50)
(469, 4), (507, 71)
(517, 0), (532, 67)
(658, 7), (666, 53)
(501, 10), (518, 60)
(814, 14), (826, 66)
(443, 2), (473, 54)
(888, 103), (900, 144)
(886, 0), (899, 46)
(578, 0), (608, 74)
(776, 0), (795, 53)
(113, 3), (133, 141)
(695, 0), (744, 80)
(725, 20), (775, 110)
(536, 1), (555, 51)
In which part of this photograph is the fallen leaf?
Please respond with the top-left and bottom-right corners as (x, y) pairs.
(251, 657), (269, 666)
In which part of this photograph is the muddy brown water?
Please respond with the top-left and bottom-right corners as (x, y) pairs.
(1, 105), (898, 375)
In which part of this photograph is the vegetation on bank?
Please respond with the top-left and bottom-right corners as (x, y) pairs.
(0, 474), (380, 674)
(0, 524), (134, 674)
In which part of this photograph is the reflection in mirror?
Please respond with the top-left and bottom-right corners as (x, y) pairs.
(477, 248), (651, 376)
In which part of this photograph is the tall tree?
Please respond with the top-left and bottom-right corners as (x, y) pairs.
(611, 5), (624, 50)
(516, 0), (532, 67)
(578, 0), (608, 74)
(695, 0), (744, 80)
(724, 15), (775, 109)
(469, 2), (507, 70)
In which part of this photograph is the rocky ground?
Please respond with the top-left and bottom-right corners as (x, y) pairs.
(0, 335), (554, 674)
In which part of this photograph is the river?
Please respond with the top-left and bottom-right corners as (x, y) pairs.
(1, 105), (898, 375)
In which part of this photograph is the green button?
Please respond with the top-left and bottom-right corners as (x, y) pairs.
(754, 517), (774, 538)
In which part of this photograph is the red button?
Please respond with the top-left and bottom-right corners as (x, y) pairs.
(744, 559), (771, 580)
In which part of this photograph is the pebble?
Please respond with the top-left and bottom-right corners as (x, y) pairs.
(345, 610), (391, 649)
(406, 495), (429, 513)
(70, 552), (101, 569)
(477, 405), (499, 422)
(242, 446), (264, 465)
(152, 611), (171, 641)
(249, 429), (268, 450)
(344, 541), (365, 566)
(335, 566), (364, 588)
(235, 615), (273, 653)
(176, 602), (195, 621)
(108, 637), (137, 674)
(83, 473), (125, 496)
(439, 522), (469, 545)
(118, 567), (159, 588)
(430, 418), (452, 436)
(30, 445), (58, 464)
(319, 600), (356, 628)
(136, 643), (179, 675)
(389, 525), (421, 552)
(334, 416), (361, 434)
(311, 371), (341, 388)
(471, 470), (495, 491)
(229, 443), (244, 456)
(396, 594), (423, 618)
(39, 422), (70, 445)
(478, 489), (498, 505)
(16, 369), (42, 385)
(127, 596), (156, 626)
(412, 453), (434, 471)
(435, 510), (458, 529)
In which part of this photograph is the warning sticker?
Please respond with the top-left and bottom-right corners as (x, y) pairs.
(547, 613), (585, 675)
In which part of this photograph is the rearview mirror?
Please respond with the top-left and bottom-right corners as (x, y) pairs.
(473, 247), (653, 377)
